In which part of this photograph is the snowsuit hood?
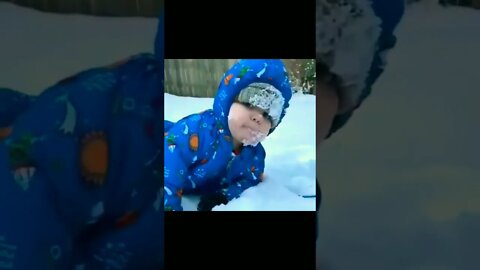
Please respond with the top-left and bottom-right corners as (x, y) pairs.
(212, 59), (293, 135)
(318, 0), (405, 137)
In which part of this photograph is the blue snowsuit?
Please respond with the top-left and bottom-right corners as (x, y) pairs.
(164, 59), (293, 211)
(0, 13), (164, 270)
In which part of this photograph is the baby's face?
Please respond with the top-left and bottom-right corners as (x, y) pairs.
(228, 102), (272, 146)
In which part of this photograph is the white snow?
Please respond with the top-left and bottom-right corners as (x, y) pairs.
(317, 3), (480, 269)
(165, 92), (316, 211)
(0, 2), (157, 95)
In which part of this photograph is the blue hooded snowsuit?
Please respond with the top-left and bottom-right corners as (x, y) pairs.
(0, 13), (164, 270)
(164, 59), (292, 211)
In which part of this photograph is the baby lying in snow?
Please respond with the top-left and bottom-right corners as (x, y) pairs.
(163, 59), (293, 211)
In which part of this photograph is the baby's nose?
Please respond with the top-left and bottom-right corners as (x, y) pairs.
(251, 113), (263, 124)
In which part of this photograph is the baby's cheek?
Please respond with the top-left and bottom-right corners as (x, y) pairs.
(260, 122), (271, 134)
(232, 124), (245, 140)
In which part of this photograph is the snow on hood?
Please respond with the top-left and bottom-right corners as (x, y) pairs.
(212, 59), (293, 135)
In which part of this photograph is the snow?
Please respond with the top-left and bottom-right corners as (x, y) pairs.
(164, 92), (316, 211)
(317, 3), (480, 269)
(0, 2), (157, 95)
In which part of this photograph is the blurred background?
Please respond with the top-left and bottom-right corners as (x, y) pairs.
(0, 0), (163, 17)
(408, 0), (480, 8)
(317, 1), (480, 269)
(0, 1), (160, 95)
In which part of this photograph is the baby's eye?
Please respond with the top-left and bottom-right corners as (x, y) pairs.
(241, 102), (254, 108)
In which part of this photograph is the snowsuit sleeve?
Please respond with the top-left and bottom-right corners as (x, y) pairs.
(0, 88), (35, 128)
(221, 145), (266, 201)
(3, 54), (162, 172)
(0, 53), (164, 269)
(163, 118), (200, 211)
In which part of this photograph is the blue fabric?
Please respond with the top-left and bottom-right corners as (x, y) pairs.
(327, 0), (405, 138)
(164, 59), (292, 211)
(0, 88), (36, 128)
(0, 14), (164, 270)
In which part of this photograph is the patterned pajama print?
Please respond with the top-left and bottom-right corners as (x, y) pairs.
(164, 59), (293, 211)
(0, 14), (164, 270)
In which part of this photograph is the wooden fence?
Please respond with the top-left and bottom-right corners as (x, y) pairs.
(164, 59), (315, 98)
(0, 0), (163, 17)
(164, 59), (236, 98)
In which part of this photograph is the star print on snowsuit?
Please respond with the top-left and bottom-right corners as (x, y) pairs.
(0, 12), (164, 270)
(164, 59), (293, 211)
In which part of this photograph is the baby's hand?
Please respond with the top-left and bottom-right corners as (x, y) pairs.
(197, 193), (229, 211)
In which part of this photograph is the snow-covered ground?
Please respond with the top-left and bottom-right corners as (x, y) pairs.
(317, 2), (480, 270)
(165, 92), (316, 211)
(0, 2), (157, 95)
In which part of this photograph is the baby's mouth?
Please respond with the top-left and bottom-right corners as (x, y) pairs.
(245, 126), (257, 133)
(241, 126), (267, 147)
(244, 125), (259, 136)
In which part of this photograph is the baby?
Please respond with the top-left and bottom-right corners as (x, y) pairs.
(164, 59), (293, 211)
